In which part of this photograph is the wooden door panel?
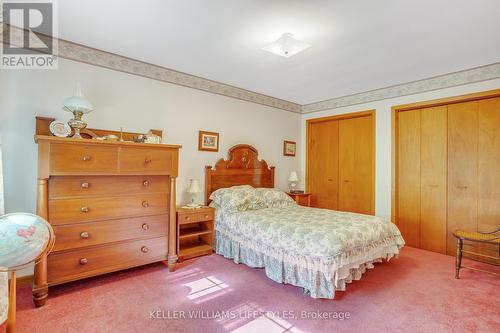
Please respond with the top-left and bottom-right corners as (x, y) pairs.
(420, 106), (447, 253)
(447, 101), (478, 256)
(338, 115), (373, 214)
(338, 118), (355, 212)
(477, 97), (500, 258)
(397, 110), (421, 248)
(308, 121), (339, 209)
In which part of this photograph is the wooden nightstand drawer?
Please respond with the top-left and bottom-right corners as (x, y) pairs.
(47, 236), (167, 286)
(50, 143), (118, 174)
(49, 193), (169, 225)
(196, 210), (214, 222)
(177, 210), (214, 224)
(52, 215), (168, 251)
(119, 148), (177, 174)
(49, 176), (169, 199)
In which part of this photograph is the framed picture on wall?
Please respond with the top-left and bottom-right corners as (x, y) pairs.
(198, 131), (219, 152)
(283, 140), (296, 156)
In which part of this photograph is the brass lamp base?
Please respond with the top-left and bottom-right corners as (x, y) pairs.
(68, 111), (87, 139)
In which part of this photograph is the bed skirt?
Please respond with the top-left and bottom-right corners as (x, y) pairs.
(215, 229), (404, 299)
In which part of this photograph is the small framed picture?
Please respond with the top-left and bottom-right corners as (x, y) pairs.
(198, 131), (219, 152)
(283, 140), (296, 156)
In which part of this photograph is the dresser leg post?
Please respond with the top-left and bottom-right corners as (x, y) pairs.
(34, 178), (49, 307)
(168, 177), (178, 272)
(33, 255), (48, 307)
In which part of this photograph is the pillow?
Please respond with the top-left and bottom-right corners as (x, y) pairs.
(209, 185), (259, 213)
(254, 188), (296, 208)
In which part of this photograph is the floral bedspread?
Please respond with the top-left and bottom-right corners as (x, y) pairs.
(215, 205), (405, 297)
(217, 205), (404, 260)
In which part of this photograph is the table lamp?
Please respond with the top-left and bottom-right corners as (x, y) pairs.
(186, 179), (202, 208)
(63, 84), (94, 139)
(288, 171), (300, 193)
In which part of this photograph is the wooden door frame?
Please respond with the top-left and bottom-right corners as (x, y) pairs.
(306, 109), (376, 214)
(391, 88), (500, 224)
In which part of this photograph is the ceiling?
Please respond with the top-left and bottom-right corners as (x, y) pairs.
(58, 0), (500, 105)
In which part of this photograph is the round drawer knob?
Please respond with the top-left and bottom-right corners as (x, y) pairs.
(82, 155), (92, 161)
(144, 157), (152, 164)
(143, 180), (150, 187)
(80, 231), (90, 239)
(79, 258), (88, 265)
(141, 223), (149, 230)
(185, 216), (191, 221)
(204, 214), (209, 219)
(80, 206), (90, 213)
(81, 182), (90, 188)
(141, 246), (149, 253)
(142, 201), (149, 208)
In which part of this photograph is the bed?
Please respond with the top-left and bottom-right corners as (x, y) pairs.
(205, 144), (405, 299)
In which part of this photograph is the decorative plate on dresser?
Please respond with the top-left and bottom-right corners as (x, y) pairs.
(32, 117), (181, 307)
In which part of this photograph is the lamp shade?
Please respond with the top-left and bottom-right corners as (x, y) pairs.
(63, 95), (94, 114)
(288, 171), (299, 182)
(63, 84), (94, 114)
(187, 179), (202, 194)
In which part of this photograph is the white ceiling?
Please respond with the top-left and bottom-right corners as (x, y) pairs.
(58, 0), (500, 105)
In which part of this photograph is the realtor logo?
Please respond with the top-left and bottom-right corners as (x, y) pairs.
(1, 0), (58, 69)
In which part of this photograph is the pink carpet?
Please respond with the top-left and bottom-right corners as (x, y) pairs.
(13, 247), (500, 333)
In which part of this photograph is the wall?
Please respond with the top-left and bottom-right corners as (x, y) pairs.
(0, 58), (301, 215)
(0, 138), (3, 215)
(300, 78), (500, 220)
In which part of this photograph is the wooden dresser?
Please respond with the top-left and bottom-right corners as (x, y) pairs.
(33, 122), (181, 307)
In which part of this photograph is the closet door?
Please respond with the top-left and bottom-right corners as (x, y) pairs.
(338, 115), (374, 214)
(308, 120), (339, 209)
(397, 110), (421, 248)
(477, 97), (500, 258)
(447, 101), (478, 256)
(420, 106), (447, 253)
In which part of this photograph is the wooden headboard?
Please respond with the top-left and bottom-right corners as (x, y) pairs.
(205, 144), (275, 204)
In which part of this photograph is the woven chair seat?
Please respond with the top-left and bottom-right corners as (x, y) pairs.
(453, 230), (500, 243)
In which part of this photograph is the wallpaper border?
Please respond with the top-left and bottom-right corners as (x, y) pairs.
(2, 25), (499, 114)
(1, 25), (302, 113)
(301, 62), (500, 113)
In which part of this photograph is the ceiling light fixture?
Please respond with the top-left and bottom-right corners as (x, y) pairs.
(262, 33), (311, 58)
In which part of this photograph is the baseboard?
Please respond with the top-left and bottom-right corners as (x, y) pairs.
(15, 274), (33, 286)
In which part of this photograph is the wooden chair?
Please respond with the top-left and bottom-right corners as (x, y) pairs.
(453, 227), (500, 279)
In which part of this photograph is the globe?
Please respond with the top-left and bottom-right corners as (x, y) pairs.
(0, 213), (53, 271)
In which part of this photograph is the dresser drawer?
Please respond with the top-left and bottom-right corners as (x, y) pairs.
(178, 210), (214, 224)
(49, 176), (169, 199)
(119, 147), (177, 174)
(47, 236), (167, 285)
(49, 193), (169, 225)
(50, 143), (118, 174)
(52, 215), (168, 251)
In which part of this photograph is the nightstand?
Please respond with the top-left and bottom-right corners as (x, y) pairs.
(176, 207), (215, 262)
(286, 192), (311, 207)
